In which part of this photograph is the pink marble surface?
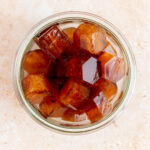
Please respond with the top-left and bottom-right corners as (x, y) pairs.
(0, 0), (150, 149)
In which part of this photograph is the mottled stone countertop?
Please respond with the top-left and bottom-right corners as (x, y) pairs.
(0, 0), (150, 149)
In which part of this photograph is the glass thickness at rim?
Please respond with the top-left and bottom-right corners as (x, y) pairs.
(13, 11), (136, 134)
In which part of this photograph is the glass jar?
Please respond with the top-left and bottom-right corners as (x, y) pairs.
(13, 11), (136, 134)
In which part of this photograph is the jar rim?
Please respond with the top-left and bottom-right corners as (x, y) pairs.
(13, 11), (136, 134)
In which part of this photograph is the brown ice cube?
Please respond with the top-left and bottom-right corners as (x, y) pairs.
(22, 74), (57, 104)
(63, 27), (76, 43)
(62, 108), (87, 122)
(66, 54), (100, 85)
(82, 56), (100, 84)
(66, 57), (83, 79)
(25, 92), (50, 104)
(85, 92), (111, 123)
(94, 78), (117, 101)
(22, 49), (51, 74)
(74, 22), (106, 55)
(59, 78), (90, 109)
(34, 26), (70, 59)
(98, 52), (125, 82)
(39, 96), (67, 118)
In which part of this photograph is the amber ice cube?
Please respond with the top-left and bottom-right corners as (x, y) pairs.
(63, 27), (76, 43)
(82, 56), (100, 84)
(94, 78), (117, 101)
(66, 55), (100, 84)
(62, 108), (87, 122)
(22, 74), (57, 104)
(25, 92), (50, 104)
(86, 91), (111, 123)
(66, 57), (83, 79)
(39, 96), (67, 118)
(98, 52), (125, 83)
(22, 49), (51, 74)
(74, 22), (106, 55)
(34, 26), (70, 59)
(59, 78), (90, 109)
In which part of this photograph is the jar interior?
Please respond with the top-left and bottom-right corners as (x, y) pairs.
(20, 18), (129, 128)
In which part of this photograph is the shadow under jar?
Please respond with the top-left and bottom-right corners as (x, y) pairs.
(13, 12), (136, 134)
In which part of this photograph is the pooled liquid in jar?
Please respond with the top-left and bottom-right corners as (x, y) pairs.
(21, 19), (127, 126)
